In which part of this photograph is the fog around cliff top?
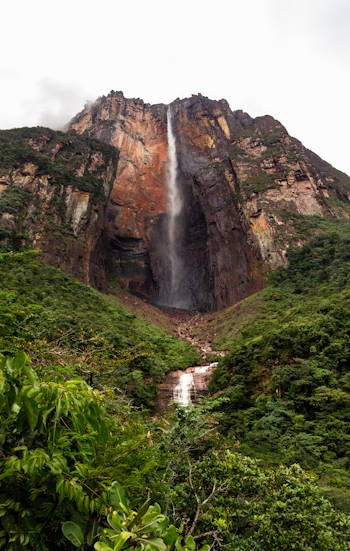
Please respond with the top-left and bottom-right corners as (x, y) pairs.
(0, 0), (349, 174)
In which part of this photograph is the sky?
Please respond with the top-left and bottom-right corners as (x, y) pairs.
(1, 0), (349, 173)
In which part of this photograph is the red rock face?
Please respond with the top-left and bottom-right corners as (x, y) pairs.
(72, 95), (168, 236)
(71, 93), (169, 297)
(70, 92), (350, 311)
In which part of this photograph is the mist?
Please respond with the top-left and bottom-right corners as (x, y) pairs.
(0, 75), (90, 131)
(35, 78), (91, 130)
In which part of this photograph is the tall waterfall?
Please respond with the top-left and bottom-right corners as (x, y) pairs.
(166, 106), (183, 305)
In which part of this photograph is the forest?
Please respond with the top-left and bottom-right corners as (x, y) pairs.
(0, 221), (350, 550)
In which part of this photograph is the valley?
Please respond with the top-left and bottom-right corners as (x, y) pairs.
(0, 91), (349, 550)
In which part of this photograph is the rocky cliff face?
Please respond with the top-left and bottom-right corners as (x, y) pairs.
(69, 91), (350, 311)
(0, 128), (118, 287)
(70, 94), (169, 300)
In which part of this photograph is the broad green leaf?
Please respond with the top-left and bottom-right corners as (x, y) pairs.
(141, 504), (162, 524)
(5, 356), (14, 375)
(42, 406), (55, 427)
(113, 531), (132, 551)
(141, 513), (167, 534)
(23, 396), (39, 431)
(13, 350), (29, 371)
(62, 521), (84, 548)
(143, 537), (167, 551)
(185, 536), (196, 551)
(199, 546), (210, 551)
(107, 510), (122, 531)
(110, 481), (128, 513)
(55, 398), (62, 421)
(94, 543), (114, 551)
(24, 364), (39, 391)
(163, 525), (177, 548)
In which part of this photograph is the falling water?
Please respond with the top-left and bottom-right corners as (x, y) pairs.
(166, 106), (183, 305)
(173, 372), (194, 406)
(171, 364), (218, 407)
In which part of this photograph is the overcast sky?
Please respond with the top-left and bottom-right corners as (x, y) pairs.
(1, 0), (349, 173)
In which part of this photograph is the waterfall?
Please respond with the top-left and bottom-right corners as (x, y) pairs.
(171, 364), (218, 407)
(173, 372), (194, 406)
(166, 106), (183, 306)
(157, 363), (219, 409)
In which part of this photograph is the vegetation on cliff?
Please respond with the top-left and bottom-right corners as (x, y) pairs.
(1, 228), (350, 548)
(0, 127), (119, 258)
(211, 223), (350, 511)
(0, 127), (118, 196)
(0, 251), (198, 408)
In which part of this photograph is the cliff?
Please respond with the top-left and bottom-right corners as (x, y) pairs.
(0, 127), (118, 288)
(69, 91), (350, 310)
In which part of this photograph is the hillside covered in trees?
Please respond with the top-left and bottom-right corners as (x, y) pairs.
(1, 219), (350, 549)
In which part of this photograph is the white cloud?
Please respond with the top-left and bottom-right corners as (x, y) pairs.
(0, 0), (349, 173)
(34, 78), (90, 130)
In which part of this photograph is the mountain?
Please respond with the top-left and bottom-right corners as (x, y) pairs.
(1, 93), (350, 549)
(1, 92), (349, 311)
(69, 91), (350, 310)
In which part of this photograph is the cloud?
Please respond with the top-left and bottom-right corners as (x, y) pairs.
(0, 75), (91, 131)
(34, 78), (91, 130)
(265, 0), (350, 59)
(0, 67), (19, 80)
(0, 0), (349, 174)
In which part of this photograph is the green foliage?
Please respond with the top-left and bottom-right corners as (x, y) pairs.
(276, 210), (349, 242)
(0, 350), (111, 548)
(210, 227), (350, 509)
(1, 351), (349, 550)
(95, 482), (209, 551)
(0, 127), (119, 251)
(0, 251), (198, 407)
(141, 403), (350, 550)
(0, 127), (118, 198)
(0, 185), (31, 217)
(0, 186), (31, 251)
(260, 128), (285, 145)
(189, 451), (350, 550)
(0, 351), (208, 550)
(62, 522), (85, 547)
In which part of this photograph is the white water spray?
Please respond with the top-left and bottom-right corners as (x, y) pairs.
(173, 372), (194, 406)
(172, 364), (218, 407)
(166, 106), (183, 303)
